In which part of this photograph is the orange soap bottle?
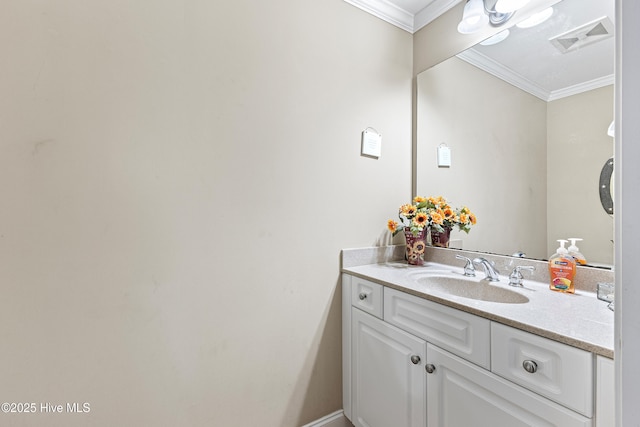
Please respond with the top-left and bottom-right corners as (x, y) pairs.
(548, 239), (577, 293)
(567, 238), (587, 265)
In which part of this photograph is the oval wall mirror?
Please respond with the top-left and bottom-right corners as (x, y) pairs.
(599, 157), (614, 215)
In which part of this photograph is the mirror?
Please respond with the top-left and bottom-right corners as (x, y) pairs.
(416, 0), (614, 267)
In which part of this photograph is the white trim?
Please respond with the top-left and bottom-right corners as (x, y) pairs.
(343, 0), (414, 32)
(414, 0), (464, 32)
(547, 74), (614, 101)
(456, 49), (550, 101)
(300, 410), (350, 427)
(457, 49), (615, 101)
(616, 1), (640, 425)
(343, 0), (463, 33)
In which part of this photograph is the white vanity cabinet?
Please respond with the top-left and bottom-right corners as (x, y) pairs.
(427, 343), (591, 427)
(351, 308), (426, 427)
(342, 273), (599, 427)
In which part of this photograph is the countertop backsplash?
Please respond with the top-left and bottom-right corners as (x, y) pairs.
(342, 245), (613, 294)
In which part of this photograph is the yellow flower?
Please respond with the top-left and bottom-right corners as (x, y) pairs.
(413, 212), (429, 227)
(443, 207), (455, 220)
(389, 196), (475, 238)
(431, 211), (444, 225)
(413, 196), (427, 204)
(400, 204), (417, 217)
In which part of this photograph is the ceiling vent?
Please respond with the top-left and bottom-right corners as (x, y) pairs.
(550, 16), (614, 54)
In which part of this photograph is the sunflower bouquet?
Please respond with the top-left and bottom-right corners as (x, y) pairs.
(424, 196), (477, 234)
(387, 196), (477, 237)
(387, 196), (433, 237)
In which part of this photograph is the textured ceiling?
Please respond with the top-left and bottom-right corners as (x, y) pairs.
(348, 0), (614, 98)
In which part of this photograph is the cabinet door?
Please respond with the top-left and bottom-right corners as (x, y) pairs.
(596, 356), (615, 427)
(426, 344), (592, 427)
(352, 308), (427, 427)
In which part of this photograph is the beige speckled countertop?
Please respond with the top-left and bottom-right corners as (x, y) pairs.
(342, 246), (615, 359)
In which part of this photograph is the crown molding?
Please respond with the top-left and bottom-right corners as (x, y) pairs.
(456, 49), (550, 100)
(343, 0), (414, 32)
(344, 0), (463, 33)
(547, 74), (615, 101)
(414, 0), (463, 32)
(457, 49), (614, 102)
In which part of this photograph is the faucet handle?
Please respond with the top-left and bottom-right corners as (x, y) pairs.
(509, 265), (535, 287)
(456, 254), (475, 277)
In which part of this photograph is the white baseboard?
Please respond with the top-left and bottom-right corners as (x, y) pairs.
(301, 410), (351, 427)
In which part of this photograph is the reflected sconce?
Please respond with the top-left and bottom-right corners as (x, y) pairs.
(457, 0), (532, 35)
(479, 29), (510, 45)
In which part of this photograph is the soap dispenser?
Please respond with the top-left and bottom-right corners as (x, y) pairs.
(548, 239), (576, 293)
(567, 238), (587, 265)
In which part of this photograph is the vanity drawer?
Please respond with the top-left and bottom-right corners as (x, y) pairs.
(351, 276), (383, 319)
(384, 287), (491, 368)
(491, 323), (594, 417)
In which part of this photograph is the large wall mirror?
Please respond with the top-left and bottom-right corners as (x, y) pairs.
(416, 0), (614, 267)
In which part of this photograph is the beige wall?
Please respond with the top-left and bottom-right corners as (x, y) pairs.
(0, 1), (412, 426)
(416, 57), (548, 259)
(547, 86), (614, 265)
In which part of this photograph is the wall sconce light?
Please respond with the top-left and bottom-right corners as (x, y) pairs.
(495, 0), (531, 13)
(457, 0), (531, 35)
(457, 0), (489, 34)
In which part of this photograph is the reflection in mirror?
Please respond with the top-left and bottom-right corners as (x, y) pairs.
(416, 0), (614, 267)
(599, 158), (614, 215)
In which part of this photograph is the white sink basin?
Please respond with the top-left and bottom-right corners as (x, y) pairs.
(414, 275), (530, 304)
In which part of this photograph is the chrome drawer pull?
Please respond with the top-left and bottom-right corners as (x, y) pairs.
(410, 355), (421, 365)
(523, 360), (538, 373)
(358, 293), (367, 300)
(425, 364), (436, 374)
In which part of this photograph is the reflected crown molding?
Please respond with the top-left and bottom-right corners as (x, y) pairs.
(457, 48), (614, 101)
(343, 0), (463, 33)
(548, 75), (615, 101)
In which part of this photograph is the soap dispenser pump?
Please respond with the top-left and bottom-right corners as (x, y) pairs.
(548, 239), (576, 293)
(567, 238), (587, 265)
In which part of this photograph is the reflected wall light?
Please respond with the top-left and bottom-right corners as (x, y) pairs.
(479, 29), (510, 45)
(516, 6), (554, 28)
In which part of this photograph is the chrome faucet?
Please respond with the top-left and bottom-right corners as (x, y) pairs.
(473, 257), (500, 282)
(455, 254), (476, 277)
(508, 265), (535, 287)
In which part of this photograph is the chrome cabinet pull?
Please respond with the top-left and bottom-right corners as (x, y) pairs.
(425, 364), (436, 374)
(358, 293), (367, 300)
(410, 355), (421, 365)
(522, 360), (538, 373)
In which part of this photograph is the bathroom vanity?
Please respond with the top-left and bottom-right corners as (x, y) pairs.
(341, 246), (615, 427)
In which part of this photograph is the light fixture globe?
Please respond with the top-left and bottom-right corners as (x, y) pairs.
(457, 0), (489, 34)
(516, 7), (554, 28)
(495, 0), (530, 13)
(479, 29), (510, 46)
